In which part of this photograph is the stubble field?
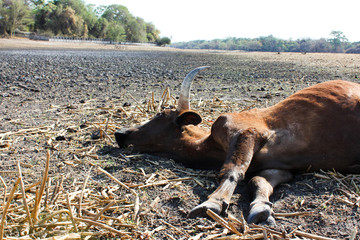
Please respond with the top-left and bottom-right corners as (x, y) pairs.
(0, 39), (360, 239)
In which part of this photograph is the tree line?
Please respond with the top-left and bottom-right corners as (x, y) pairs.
(173, 31), (360, 53)
(0, 0), (171, 44)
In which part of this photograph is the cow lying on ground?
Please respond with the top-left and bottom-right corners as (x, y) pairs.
(115, 66), (360, 224)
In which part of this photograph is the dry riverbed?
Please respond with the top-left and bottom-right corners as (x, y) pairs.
(0, 39), (360, 239)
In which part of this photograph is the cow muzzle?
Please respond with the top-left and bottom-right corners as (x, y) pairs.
(115, 129), (132, 148)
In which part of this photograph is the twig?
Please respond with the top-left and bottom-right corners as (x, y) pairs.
(128, 93), (145, 113)
(351, 179), (359, 193)
(101, 128), (115, 144)
(119, 106), (129, 117)
(228, 213), (249, 233)
(49, 175), (63, 205)
(79, 167), (92, 217)
(37, 209), (69, 226)
(0, 124), (55, 138)
(152, 92), (155, 111)
(25, 180), (41, 192)
(165, 233), (177, 240)
(104, 116), (110, 133)
(294, 230), (336, 240)
(35, 221), (73, 228)
(137, 177), (193, 189)
(92, 201), (116, 221)
(249, 224), (285, 238)
(66, 192), (78, 232)
(206, 209), (242, 236)
(0, 177), (21, 240)
(133, 192), (140, 222)
(97, 167), (130, 190)
(274, 211), (314, 217)
(44, 177), (51, 209)
(74, 217), (131, 237)
(0, 176), (6, 206)
(159, 219), (183, 234)
(32, 150), (51, 223)
(96, 166), (140, 221)
(118, 152), (131, 161)
(17, 161), (34, 230)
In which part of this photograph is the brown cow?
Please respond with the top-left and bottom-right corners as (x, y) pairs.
(115, 66), (360, 224)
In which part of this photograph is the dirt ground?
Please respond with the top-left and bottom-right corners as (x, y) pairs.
(1, 39), (360, 239)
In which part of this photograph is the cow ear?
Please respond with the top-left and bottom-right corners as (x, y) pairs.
(176, 111), (202, 126)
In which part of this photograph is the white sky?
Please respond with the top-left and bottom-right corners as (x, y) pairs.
(85, 0), (360, 43)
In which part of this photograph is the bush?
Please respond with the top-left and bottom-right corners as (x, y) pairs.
(156, 37), (171, 46)
(346, 44), (360, 53)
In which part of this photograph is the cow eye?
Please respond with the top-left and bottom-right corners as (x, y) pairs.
(155, 112), (164, 118)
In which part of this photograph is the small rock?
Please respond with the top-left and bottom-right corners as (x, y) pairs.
(91, 130), (101, 140)
(55, 136), (66, 141)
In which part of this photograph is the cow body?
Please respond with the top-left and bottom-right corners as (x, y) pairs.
(115, 67), (360, 224)
(246, 80), (360, 173)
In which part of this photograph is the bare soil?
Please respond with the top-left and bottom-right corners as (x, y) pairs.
(0, 39), (360, 239)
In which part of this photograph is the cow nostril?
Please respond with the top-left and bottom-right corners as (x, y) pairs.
(115, 130), (129, 148)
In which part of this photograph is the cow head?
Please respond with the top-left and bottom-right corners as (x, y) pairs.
(115, 67), (209, 153)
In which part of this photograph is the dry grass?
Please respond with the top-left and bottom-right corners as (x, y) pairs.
(1, 86), (359, 240)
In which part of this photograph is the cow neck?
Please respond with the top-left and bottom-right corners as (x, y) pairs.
(174, 125), (225, 165)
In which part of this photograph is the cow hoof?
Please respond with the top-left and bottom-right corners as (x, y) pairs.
(247, 201), (275, 225)
(188, 200), (228, 218)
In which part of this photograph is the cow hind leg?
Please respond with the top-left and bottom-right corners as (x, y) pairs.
(247, 169), (292, 225)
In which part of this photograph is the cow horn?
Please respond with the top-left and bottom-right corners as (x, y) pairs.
(177, 66), (210, 111)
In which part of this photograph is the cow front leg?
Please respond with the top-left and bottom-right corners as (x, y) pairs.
(247, 169), (292, 225)
(188, 128), (267, 218)
(187, 169), (240, 217)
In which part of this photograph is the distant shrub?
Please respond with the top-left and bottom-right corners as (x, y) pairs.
(346, 44), (360, 53)
(38, 30), (55, 37)
(157, 37), (171, 46)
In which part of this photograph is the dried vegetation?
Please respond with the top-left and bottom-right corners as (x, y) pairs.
(0, 42), (360, 239)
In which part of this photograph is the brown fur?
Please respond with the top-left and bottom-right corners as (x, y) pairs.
(116, 80), (360, 224)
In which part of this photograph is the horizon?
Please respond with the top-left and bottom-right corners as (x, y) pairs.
(169, 34), (354, 44)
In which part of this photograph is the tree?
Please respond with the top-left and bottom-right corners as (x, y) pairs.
(310, 38), (331, 52)
(0, 0), (32, 37)
(34, 0), (88, 37)
(106, 21), (125, 41)
(156, 36), (171, 46)
(244, 39), (262, 51)
(101, 4), (130, 24)
(58, 6), (84, 36)
(100, 4), (149, 42)
(6, 0), (163, 42)
(346, 43), (360, 54)
(146, 22), (159, 42)
(0, 0), (10, 35)
(89, 17), (108, 38)
(296, 39), (312, 53)
(28, 0), (45, 7)
(328, 30), (348, 52)
(125, 17), (147, 42)
(259, 35), (282, 52)
(56, 0), (96, 35)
